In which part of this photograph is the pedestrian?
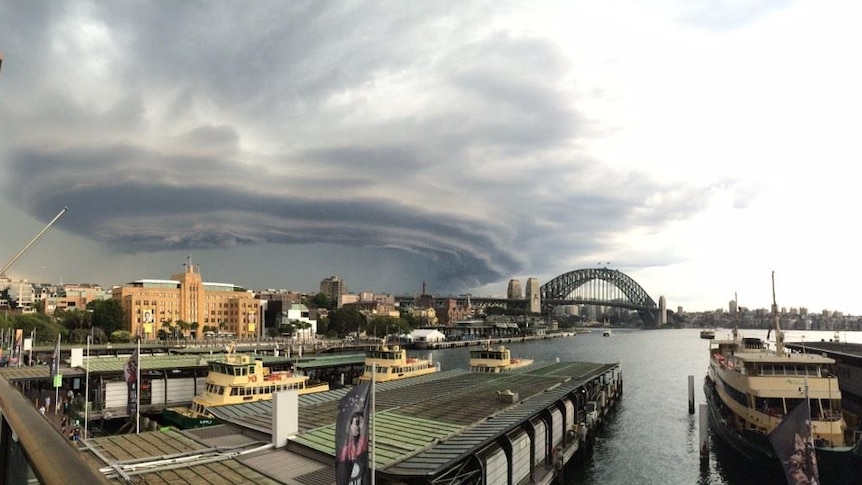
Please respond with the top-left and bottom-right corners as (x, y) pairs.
(60, 414), (68, 433)
(44, 396), (51, 413)
(67, 389), (74, 402)
(38, 404), (46, 415)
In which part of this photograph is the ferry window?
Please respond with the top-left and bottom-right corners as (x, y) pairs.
(231, 388), (239, 396)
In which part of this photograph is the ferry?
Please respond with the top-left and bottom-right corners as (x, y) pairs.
(703, 273), (862, 484)
(469, 343), (534, 373)
(358, 340), (439, 382)
(162, 347), (329, 429)
(700, 329), (715, 340)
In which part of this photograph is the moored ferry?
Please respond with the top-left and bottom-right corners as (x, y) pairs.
(358, 340), (439, 382)
(163, 347), (329, 428)
(700, 328), (715, 339)
(469, 343), (534, 373)
(703, 274), (862, 484)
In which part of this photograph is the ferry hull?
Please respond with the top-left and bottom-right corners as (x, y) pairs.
(704, 378), (862, 485)
(161, 407), (217, 429)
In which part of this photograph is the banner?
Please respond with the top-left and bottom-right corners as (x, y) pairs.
(124, 346), (140, 417)
(335, 381), (371, 485)
(50, 335), (61, 387)
(14, 329), (22, 366)
(768, 400), (820, 485)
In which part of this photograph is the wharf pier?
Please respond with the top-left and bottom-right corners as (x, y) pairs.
(785, 340), (862, 433)
(70, 358), (621, 485)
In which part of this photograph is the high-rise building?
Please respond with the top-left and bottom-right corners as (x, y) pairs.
(111, 261), (259, 339)
(658, 295), (667, 326)
(525, 277), (540, 313)
(507, 279), (522, 299)
(320, 276), (345, 301)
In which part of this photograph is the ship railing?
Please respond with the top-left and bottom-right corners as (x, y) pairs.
(0, 376), (111, 484)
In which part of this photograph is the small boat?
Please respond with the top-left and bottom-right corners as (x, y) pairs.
(602, 329), (612, 337)
(162, 345), (329, 429)
(469, 343), (534, 373)
(358, 339), (439, 382)
(703, 272), (862, 484)
(699, 329), (715, 339)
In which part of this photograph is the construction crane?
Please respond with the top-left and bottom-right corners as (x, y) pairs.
(0, 207), (68, 279)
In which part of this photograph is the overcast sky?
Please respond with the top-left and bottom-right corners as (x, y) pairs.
(1, 1), (861, 315)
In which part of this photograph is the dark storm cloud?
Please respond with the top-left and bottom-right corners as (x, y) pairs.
(0, 1), (718, 293)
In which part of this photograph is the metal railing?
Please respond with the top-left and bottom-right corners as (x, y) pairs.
(0, 376), (110, 485)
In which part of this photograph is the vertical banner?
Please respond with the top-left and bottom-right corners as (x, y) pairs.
(768, 400), (820, 485)
(50, 334), (61, 387)
(336, 381), (371, 485)
(14, 329), (22, 366)
(124, 346), (139, 419)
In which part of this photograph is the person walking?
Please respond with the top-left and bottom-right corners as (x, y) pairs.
(44, 396), (51, 414)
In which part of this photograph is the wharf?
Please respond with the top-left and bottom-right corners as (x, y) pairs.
(785, 340), (862, 425)
(0, 351), (366, 428)
(71, 358), (622, 485)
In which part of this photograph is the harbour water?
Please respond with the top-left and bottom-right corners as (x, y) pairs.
(412, 328), (862, 485)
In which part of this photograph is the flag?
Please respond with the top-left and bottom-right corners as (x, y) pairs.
(123, 346), (139, 384)
(50, 334), (60, 379)
(769, 400), (820, 485)
(335, 381), (371, 485)
(124, 344), (140, 420)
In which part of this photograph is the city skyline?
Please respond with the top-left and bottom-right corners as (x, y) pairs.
(2, 2), (862, 315)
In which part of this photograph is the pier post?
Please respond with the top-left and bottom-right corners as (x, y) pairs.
(688, 375), (694, 414)
(699, 403), (709, 461)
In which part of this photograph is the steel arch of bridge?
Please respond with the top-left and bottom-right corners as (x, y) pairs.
(540, 268), (658, 327)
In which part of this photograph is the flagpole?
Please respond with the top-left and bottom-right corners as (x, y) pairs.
(136, 338), (141, 434)
(84, 335), (90, 439)
(371, 364), (376, 485)
(54, 334), (60, 414)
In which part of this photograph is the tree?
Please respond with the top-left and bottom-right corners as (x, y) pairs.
(309, 292), (333, 310)
(110, 330), (133, 343)
(87, 299), (125, 335)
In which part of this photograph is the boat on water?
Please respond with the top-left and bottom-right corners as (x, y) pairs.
(359, 340), (439, 382)
(602, 329), (612, 337)
(700, 329), (716, 339)
(162, 346), (330, 429)
(703, 273), (862, 484)
(469, 343), (534, 373)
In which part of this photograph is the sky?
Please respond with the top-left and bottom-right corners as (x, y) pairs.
(1, 0), (861, 315)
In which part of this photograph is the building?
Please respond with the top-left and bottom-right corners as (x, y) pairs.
(258, 290), (306, 329)
(277, 303), (318, 340)
(45, 284), (109, 315)
(111, 262), (260, 340)
(507, 279), (522, 299)
(319, 276), (345, 301)
(2, 280), (36, 314)
(525, 277), (540, 313)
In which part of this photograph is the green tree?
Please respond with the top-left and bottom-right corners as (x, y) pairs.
(326, 308), (366, 337)
(110, 330), (133, 343)
(309, 292), (333, 310)
(8, 313), (66, 344)
(87, 299), (125, 335)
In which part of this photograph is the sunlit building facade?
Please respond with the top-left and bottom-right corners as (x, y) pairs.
(111, 263), (260, 339)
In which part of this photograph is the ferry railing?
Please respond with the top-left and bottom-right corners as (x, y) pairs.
(0, 375), (111, 485)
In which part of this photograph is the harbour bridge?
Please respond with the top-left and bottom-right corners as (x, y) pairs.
(395, 267), (662, 327)
(540, 267), (660, 327)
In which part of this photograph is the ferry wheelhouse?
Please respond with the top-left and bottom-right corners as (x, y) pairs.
(359, 342), (438, 382)
(163, 350), (329, 428)
(469, 344), (534, 373)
